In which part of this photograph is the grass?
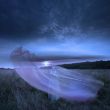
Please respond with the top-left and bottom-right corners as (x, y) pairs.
(0, 68), (110, 110)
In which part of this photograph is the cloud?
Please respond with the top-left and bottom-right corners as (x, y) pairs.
(0, 0), (110, 40)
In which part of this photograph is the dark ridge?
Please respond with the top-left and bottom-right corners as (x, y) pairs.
(61, 61), (110, 69)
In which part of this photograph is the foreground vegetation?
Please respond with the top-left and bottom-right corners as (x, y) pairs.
(0, 68), (110, 110)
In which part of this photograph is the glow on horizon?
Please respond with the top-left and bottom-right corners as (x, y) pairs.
(43, 61), (51, 67)
(24, 36), (110, 57)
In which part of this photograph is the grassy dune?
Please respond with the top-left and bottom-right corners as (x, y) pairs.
(0, 68), (110, 110)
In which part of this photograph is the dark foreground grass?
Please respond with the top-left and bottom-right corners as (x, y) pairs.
(0, 69), (110, 110)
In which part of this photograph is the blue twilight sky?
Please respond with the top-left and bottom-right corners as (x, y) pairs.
(0, 0), (110, 68)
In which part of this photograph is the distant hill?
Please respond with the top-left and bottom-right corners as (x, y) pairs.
(61, 61), (110, 69)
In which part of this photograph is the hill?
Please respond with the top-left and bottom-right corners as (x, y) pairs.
(61, 61), (110, 69)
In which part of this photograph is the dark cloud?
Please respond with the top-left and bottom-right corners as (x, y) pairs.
(0, 0), (110, 40)
(0, 0), (47, 38)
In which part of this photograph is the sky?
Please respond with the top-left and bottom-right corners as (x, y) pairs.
(0, 0), (110, 68)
